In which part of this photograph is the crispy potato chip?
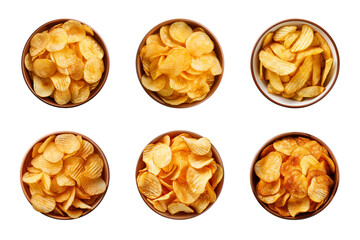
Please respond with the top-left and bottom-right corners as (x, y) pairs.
(186, 166), (212, 195)
(27, 166), (42, 173)
(52, 46), (77, 68)
(84, 57), (105, 84)
(64, 156), (85, 181)
(30, 32), (50, 57)
(50, 72), (71, 92)
(273, 137), (298, 156)
(76, 140), (94, 159)
(186, 31), (214, 57)
(55, 133), (81, 154)
(287, 196), (310, 217)
(22, 172), (43, 184)
(79, 36), (104, 60)
(141, 74), (167, 91)
(37, 154), (63, 175)
(283, 170), (308, 198)
(158, 47), (191, 77)
(295, 47), (324, 61)
(25, 53), (33, 71)
(33, 59), (57, 78)
(259, 50), (297, 76)
(258, 187), (286, 204)
(303, 140), (327, 160)
(300, 155), (319, 175)
(173, 180), (200, 204)
(187, 152), (214, 169)
(291, 25), (314, 52)
(169, 21), (193, 43)
(148, 191), (176, 213)
(319, 154), (336, 173)
(47, 27), (68, 52)
(71, 82), (90, 104)
(321, 58), (333, 86)
(137, 172), (162, 199)
(284, 55), (313, 94)
(273, 26), (297, 41)
(255, 151), (282, 182)
(73, 198), (92, 209)
(160, 25), (182, 48)
(63, 20), (86, 43)
(83, 153), (104, 179)
(297, 86), (325, 98)
(270, 43), (296, 61)
(152, 143), (172, 168)
(146, 33), (165, 46)
(31, 193), (56, 213)
(256, 178), (281, 196)
(181, 136), (211, 156)
(43, 142), (64, 163)
(55, 170), (75, 187)
(315, 32), (332, 60)
(284, 30), (301, 49)
(312, 54), (322, 85)
(80, 176), (106, 196)
(308, 175), (334, 202)
(33, 75), (55, 97)
(308, 161), (330, 175)
(209, 163), (223, 189)
(266, 69), (284, 92)
(275, 192), (291, 208)
(262, 32), (274, 48)
(168, 202), (194, 215)
(54, 88), (71, 105)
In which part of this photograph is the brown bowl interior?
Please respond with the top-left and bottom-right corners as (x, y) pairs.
(136, 18), (224, 108)
(250, 132), (339, 220)
(21, 19), (110, 108)
(20, 131), (110, 220)
(136, 130), (225, 219)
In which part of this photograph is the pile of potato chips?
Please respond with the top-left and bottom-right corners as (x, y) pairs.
(259, 24), (333, 101)
(137, 133), (223, 215)
(254, 136), (335, 217)
(25, 20), (105, 105)
(22, 133), (107, 218)
(139, 21), (222, 105)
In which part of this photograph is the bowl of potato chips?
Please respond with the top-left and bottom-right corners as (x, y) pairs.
(136, 19), (224, 108)
(250, 132), (339, 219)
(251, 19), (339, 108)
(22, 19), (110, 108)
(136, 130), (224, 219)
(21, 131), (110, 219)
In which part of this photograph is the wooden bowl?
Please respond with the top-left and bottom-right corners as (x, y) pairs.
(20, 131), (110, 219)
(250, 19), (340, 108)
(21, 19), (110, 108)
(136, 19), (224, 108)
(250, 132), (339, 220)
(136, 130), (224, 219)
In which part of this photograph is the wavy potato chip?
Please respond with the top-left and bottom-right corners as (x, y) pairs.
(181, 136), (211, 156)
(79, 36), (104, 60)
(186, 166), (212, 195)
(33, 59), (57, 78)
(308, 174), (334, 202)
(33, 75), (55, 97)
(283, 170), (308, 198)
(287, 195), (310, 217)
(84, 57), (104, 84)
(256, 178), (281, 196)
(55, 133), (81, 154)
(43, 142), (65, 163)
(291, 25), (314, 52)
(83, 153), (104, 179)
(47, 27), (68, 52)
(169, 21), (193, 43)
(255, 151), (282, 182)
(30, 32), (50, 57)
(168, 202), (194, 215)
(137, 172), (162, 199)
(186, 31), (214, 57)
(31, 193), (56, 213)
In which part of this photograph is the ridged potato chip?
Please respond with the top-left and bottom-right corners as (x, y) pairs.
(83, 153), (104, 179)
(47, 28), (68, 52)
(33, 75), (55, 97)
(55, 133), (81, 154)
(291, 25), (314, 52)
(186, 31), (214, 57)
(63, 20), (86, 43)
(84, 57), (104, 84)
(54, 89), (71, 105)
(287, 196), (310, 217)
(80, 177), (106, 196)
(168, 202), (194, 215)
(259, 50), (297, 76)
(308, 175), (334, 202)
(256, 178), (281, 196)
(137, 172), (162, 199)
(30, 32), (50, 57)
(31, 193), (56, 213)
(186, 166), (212, 195)
(254, 151), (282, 182)
(273, 26), (297, 41)
(169, 21), (193, 43)
(43, 142), (65, 163)
(181, 136), (211, 156)
(283, 170), (308, 198)
(79, 36), (104, 60)
(33, 59), (57, 78)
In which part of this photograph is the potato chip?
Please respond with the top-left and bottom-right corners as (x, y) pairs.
(173, 180), (200, 204)
(186, 31), (214, 57)
(43, 142), (64, 163)
(50, 72), (71, 92)
(141, 74), (167, 91)
(186, 166), (212, 195)
(137, 172), (162, 199)
(79, 36), (104, 60)
(33, 75), (55, 97)
(256, 178), (281, 196)
(168, 202), (194, 215)
(275, 192), (290, 208)
(76, 140), (94, 159)
(321, 58), (333, 86)
(284, 30), (301, 49)
(52, 46), (77, 68)
(63, 20), (86, 43)
(308, 175), (334, 202)
(291, 25), (314, 52)
(284, 55), (313, 94)
(319, 154), (336, 173)
(33, 59), (57, 78)
(47, 27), (68, 52)
(181, 136), (211, 156)
(83, 153), (104, 179)
(266, 69), (284, 92)
(315, 32), (332, 60)
(80, 176), (106, 196)
(158, 47), (191, 77)
(255, 151), (282, 182)
(148, 191), (176, 213)
(209, 163), (223, 189)
(259, 50), (297, 76)
(84, 57), (105, 84)
(258, 187), (285, 204)
(64, 156), (85, 181)
(30, 32), (50, 57)
(152, 143), (172, 168)
(295, 47), (324, 61)
(270, 43), (296, 61)
(283, 170), (308, 198)
(72, 198), (92, 209)
(262, 32), (274, 48)
(37, 154), (63, 175)
(71, 82), (90, 104)
(297, 86), (325, 98)
(300, 155), (319, 175)
(146, 33), (165, 46)
(22, 172), (43, 184)
(187, 153), (214, 169)
(31, 193), (56, 213)
(169, 21), (193, 43)
(55, 133), (81, 154)
(287, 196), (310, 217)
(273, 26), (297, 41)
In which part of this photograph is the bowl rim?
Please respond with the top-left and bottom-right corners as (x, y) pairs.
(20, 131), (110, 220)
(250, 131), (339, 220)
(250, 18), (340, 108)
(135, 18), (224, 108)
(135, 130), (225, 219)
(21, 18), (110, 108)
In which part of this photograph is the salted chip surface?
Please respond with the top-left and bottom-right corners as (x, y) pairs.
(181, 136), (211, 155)
(31, 193), (56, 213)
(55, 133), (81, 154)
(30, 32), (50, 57)
(186, 166), (212, 195)
(47, 27), (68, 52)
(79, 36), (104, 60)
(33, 75), (54, 97)
(186, 31), (214, 57)
(33, 59), (57, 78)
(169, 21), (193, 43)
(83, 153), (104, 179)
(137, 172), (162, 199)
(168, 202), (194, 215)
(84, 57), (105, 83)
(255, 151), (282, 182)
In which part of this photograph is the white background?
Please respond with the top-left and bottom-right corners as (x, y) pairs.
(1, 0), (356, 239)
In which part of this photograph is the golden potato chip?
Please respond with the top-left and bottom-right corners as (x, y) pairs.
(79, 36), (104, 60)
(148, 191), (176, 213)
(22, 172), (43, 184)
(291, 25), (314, 52)
(158, 47), (191, 77)
(52, 46), (77, 68)
(308, 174), (334, 202)
(169, 21), (193, 43)
(270, 43), (296, 61)
(64, 156), (85, 181)
(295, 47), (324, 61)
(312, 54), (322, 85)
(186, 166), (212, 195)
(209, 163), (223, 189)
(321, 58), (333, 86)
(168, 202), (194, 215)
(191, 53), (216, 72)
(315, 32), (332, 60)
(319, 154), (336, 173)
(68, 57), (85, 80)
(186, 31), (214, 57)
(141, 74), (167, 91)
(262, 32), (274, 48)
(300, 155), (319, 175)
(47, 27), (68, 52)
(37, 154), (63, 175)
(283, 170), (308, 198)
(146, 33), (165, 46)
(33, 75), (55, 97)
(273, 137), (298, 156)
(159, 25), (181, 48)
(255, 151), (282, 182)
(75, 187), (91, 200)
(308, 161), (330, 175)
(273, 25), (297, 41)
(55, 133), (81, 154)
(173, 180), (200, 204)
(55, 170), (75, 187)
(50, 71), (71, 91)
(152, 143), (172, 168)
(31, 193), (56, 213)
(187, 152), (214, 169)
(62, 186), (76, 211)
(25, 53), (34, 71)
(266, 69), (284, 92)
(33, 59), (57, 78)
(297, 86), (325, 98)
(27, 166), (42, 173)
(30, 32), (50, 57)
(181, 136), (211, 156)
(80, 176), (106, 196)
(83, 153), (104, 179)
(73, 198), (92, 209)
(258, 187), (285, 204)
(84, 57), (105, 84)
(71, 82), (90, 104)
(284, 55), (313, 94)
(62, 20), (86, 43)
(256, 178), (281, 196)
(161, 94), (189, 106)
(43, 142), (64, 163)
(76, 140), (94, 159)
(137, 172), (162, 199)
(54, 89), (71, 105)
(275, 192), (291, 208)
(303, 140), (327, 160)
(284, 30), (301, 48)
(259, 50), (297, 76)
(287, 195), (310, 217)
